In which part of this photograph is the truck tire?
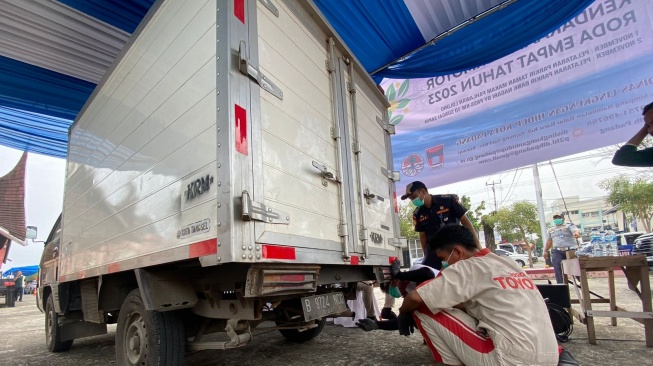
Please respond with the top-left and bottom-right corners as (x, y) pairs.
(45, 294), (73, 352)
(278, 317), (326, 343)
(116, 289), (185, 366)
(516, 260), (526, 267)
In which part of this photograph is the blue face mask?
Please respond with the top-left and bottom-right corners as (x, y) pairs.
(441, 261), (449, 269)
(554, 218), (564, 225)
(412, 192), (425, 207)
(389, 285), (402, 298)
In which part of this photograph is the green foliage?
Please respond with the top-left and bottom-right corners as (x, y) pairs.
(460, 195), (486, 233)
(599, 174), (653, 232)
(484, 201), (539, 267)
(398, 202), (419, 241)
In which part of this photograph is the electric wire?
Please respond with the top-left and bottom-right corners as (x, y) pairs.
(549, 160), (576, 225)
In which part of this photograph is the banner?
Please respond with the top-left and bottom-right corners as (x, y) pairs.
(386, 0), (653, 192)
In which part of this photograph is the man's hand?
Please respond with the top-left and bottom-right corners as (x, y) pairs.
(391, 259), (401, 279)
(543, 251), (548, 260)
(397, 312), (415, 336)
(573, 231), (581, 239)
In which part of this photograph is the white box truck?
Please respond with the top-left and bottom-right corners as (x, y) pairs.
(36, 0), (403, 364)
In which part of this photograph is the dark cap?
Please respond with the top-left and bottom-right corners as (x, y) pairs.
(553, 212), (564, 218)
(400, 181), (427, 200)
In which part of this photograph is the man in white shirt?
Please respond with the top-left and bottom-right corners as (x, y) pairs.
(399, 225), (559, 366)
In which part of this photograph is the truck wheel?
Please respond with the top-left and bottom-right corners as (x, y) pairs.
(516, 260), (526, 267)
(45, 294), (73, 352)
(278, 317), (326, 343)
(116, 289), (185, 366)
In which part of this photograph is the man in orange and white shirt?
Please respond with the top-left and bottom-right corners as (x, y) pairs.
(399, 225), (558, 366)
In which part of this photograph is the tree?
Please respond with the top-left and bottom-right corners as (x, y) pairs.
(599, 174), (653, 232)
(487, 201), (540, 267)
(398, 202), (418, 242)
(460, 195), (486, 233)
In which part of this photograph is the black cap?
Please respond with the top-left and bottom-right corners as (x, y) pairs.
(553, 212), (564, 218)
(400, 181), (427, 200)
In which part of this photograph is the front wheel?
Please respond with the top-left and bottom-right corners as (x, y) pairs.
(116, 289), (185, 366)
(516, 260), (526, 267)
(45, 294), (73, 352)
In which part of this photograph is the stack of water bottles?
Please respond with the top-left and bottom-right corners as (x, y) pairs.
(590, 229), (619, 257)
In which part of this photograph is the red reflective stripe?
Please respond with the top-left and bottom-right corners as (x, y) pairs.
(108, 263), (120, 273)
(235, 104), (248, 155)
(350, 256), (360, 265)
(474, 248), (491, 257)
(234, 0), (245, 23)
(393, 191), (398, 213)
(261, 244), (296, 260)
(413, 312), (443, 363)
(189, 238), (218, 258)
(389, 256), (398, 264)
(428, 310), (495, 353)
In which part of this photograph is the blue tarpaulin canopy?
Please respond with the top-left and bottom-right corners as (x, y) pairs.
(2, 265), (39, 277)
(0, 0), (592, 158)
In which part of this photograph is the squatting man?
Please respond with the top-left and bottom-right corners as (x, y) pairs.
(398, 225), (559, 366)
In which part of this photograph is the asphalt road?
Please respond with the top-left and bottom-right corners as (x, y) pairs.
(1, 274), (651, 366)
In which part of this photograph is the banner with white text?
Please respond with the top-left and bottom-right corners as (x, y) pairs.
(385, 0), (653, 193)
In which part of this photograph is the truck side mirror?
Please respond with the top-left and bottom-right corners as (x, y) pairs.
(26, 226), (37, 240)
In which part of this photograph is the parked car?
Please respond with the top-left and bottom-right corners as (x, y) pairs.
(498, 244), (538, 262)
(617, 232), (645, 246)
(495, 248), (531, 267)
(633, 233), (653, 271)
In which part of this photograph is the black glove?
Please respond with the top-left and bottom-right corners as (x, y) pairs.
(397, 312), (415, 336)
(391, 259), (402, 279)
(355, 318), (380, 332)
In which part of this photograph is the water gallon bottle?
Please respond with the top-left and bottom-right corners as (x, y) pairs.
(590, 229), (603, 257)
(603, 230), (618, 256)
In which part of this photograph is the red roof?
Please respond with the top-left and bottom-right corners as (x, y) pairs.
(0, 153), (27, 242)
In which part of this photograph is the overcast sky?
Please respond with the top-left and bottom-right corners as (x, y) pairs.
(0, 139), (644, 269)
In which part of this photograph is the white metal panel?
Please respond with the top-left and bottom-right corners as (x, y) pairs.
(65, 0), (209, 192)
(346, 65), (399, 253)
(60, 0), (217, 278)
(255, 0), (343, 250)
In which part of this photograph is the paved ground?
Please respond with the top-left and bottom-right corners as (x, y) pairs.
(0, 273), (651, 365)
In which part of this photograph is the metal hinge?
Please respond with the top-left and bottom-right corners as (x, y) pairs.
(241, 191), (290, 224)
(312, 161), (339, 186)
(363, 188), (385, 204)
(381, 168), (400, 182)
(238, 41), (283, 100)
(376, 116), (396, 135)
(388, 237), (407, 248)
(258, 0), (279, 17)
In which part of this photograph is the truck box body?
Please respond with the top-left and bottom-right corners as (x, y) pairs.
(57, 0), (400, 284)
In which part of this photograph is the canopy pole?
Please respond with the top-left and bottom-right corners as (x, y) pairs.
(532, 164), (549, 252)
(370, 0), (518, 76)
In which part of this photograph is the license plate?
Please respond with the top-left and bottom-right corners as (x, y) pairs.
(301, 292), (348, 321)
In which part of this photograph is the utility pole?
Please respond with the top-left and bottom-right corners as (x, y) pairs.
(486, 181), (501, 212)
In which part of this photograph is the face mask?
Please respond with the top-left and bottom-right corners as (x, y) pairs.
(412, 192), (425, 207)
(389, 285), (402, 298)
(554, 218), (564, 225)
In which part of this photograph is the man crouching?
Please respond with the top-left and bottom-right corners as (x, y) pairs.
(399, 225), (558, 366)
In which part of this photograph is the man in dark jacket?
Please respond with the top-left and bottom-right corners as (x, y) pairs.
(612, 101), (653, 167)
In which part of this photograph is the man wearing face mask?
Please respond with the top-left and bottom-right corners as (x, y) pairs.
(399, 225), (559, 366)
(543, 213), (581, 284)
(401, 181), (480, 253)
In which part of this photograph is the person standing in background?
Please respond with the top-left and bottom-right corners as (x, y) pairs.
(612, 101), (653, 167)
(14, 271), (24, 302)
